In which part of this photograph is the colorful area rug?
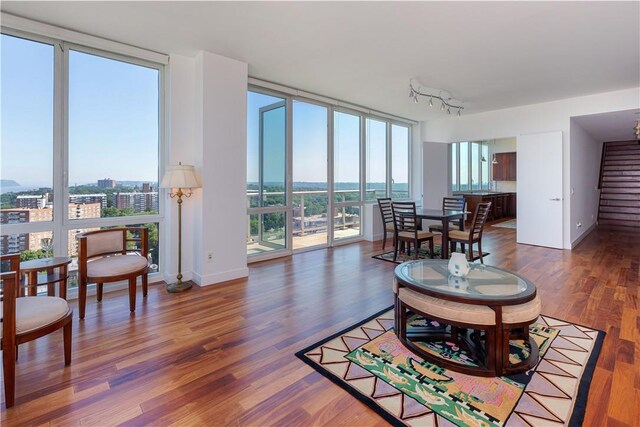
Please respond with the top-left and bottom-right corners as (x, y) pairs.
(296, 307), (604, 427)
(492, 219), (517, 229)
(373, 247), (489, 264)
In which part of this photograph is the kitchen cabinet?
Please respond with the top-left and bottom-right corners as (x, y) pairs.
(492, 152), (517, 181)
(459, 192), (517, 222)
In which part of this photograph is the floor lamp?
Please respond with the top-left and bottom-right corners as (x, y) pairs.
(160, 163), (200, 293)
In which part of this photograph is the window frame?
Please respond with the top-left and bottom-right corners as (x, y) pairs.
(450, 140), (491, 193)
(1, 27), (167, 287)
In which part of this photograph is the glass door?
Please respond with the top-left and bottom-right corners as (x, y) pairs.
(247, 92), (288, 256)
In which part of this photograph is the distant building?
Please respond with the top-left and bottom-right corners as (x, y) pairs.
(142, 183), (152, 192)
(16, 194), (49, 209)
(0, 208), (53, 254)
(69, 194), (107, 209)
(0, 208), (52, 224)
(115, 192), (158, 213)
(68, 202), (101, 220)
(0, 204), (100, 255)
(97, 178), (116, 188)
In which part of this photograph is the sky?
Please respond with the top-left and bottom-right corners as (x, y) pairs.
(1, 33), (159, 188)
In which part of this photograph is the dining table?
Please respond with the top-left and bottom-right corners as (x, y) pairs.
(415, 208), (466, 259)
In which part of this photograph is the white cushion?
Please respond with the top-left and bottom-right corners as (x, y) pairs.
(398, 230), (434, 240)
(0, 297), (70, 338)
(503, 295), (542, 324)
(398, 287), (496, 326)
(448, 230), (480, 240)
(86, 231), (124, 258)
(87, 255), (147, 279)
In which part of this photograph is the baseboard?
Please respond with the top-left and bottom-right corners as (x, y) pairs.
(571, 222), (597, 249)
(192, 267), (249, 287)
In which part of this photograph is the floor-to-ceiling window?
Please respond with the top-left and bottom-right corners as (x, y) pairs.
(293, 100), (328, 250)
(246, 86), (412, 260)
(1, 30), (165, 293)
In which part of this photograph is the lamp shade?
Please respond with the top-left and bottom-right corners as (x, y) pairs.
(160, 164), (200, 189)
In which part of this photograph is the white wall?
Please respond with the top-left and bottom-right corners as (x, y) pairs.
(569, 120), (602, 245)
(422, 142), (449, 209)
(164, 54), (198, 284)
(422, 87), (639, 249)
(166, 51), (249, 286)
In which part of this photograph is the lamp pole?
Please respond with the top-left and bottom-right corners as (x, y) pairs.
(167, 187), (192, 293)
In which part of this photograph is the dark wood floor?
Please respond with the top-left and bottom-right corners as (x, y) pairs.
(1, 221), (639, 426)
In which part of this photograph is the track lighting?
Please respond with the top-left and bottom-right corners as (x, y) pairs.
(408, 80), (464, 116)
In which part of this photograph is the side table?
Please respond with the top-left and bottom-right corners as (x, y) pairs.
(20, 257), (72, 300)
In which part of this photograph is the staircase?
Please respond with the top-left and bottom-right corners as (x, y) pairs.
(598, 140), (640, 228)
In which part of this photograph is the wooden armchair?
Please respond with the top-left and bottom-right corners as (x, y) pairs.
(448, 202), (492, 263)
(77, 227), (149, 319)
(391, 202), (435, 261)
(1, 254), (72, 408)
(377, 198), (395, 250)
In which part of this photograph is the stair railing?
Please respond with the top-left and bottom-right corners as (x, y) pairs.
(597, 142), (607, 190)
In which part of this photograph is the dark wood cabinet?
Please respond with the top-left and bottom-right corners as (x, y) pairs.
(461, 192), (517, 222)
(492, 152), (517, 181)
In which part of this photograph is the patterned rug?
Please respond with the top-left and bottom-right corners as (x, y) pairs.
(372, 247), (490, 264)
(492, 219), (517, 229)
(296, 307), (604, 427)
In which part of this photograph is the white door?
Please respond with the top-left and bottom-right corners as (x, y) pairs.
(517, 131), (564, 248)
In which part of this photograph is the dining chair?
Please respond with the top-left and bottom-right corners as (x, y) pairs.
(447, 201), (492, 263)
(377, 197), (395, 250)
(76, 227), (149, 319)
(391, 201), (435, 261)
(0, 253), (72, 408)
(428, 196), (466, 234)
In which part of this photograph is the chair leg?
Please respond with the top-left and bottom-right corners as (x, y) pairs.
(64, 318), (72, 366)
(96, 282), (103, 302)
(413, 239), (419, 259)
(393, 240), (400, 261)
(79, 279), (87, 320)
(478, 240), (484, 264)
(142, 273), (148, 297)
(128, 277), (137, 313)
(3, 341), (16, 408)
(460, 243), (466, 256)
(429, 238), (435, 259)
(382, 229), (387, 250)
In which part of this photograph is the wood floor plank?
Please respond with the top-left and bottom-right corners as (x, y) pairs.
(1, 221), (638, 425)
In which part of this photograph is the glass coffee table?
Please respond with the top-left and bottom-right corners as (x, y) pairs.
(394, 260), (539, 376)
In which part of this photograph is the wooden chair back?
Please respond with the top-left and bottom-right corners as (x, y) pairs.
(443, 196), (465, 212)
(77, 227), (148, 261)
(470, 202), (492, 236)
(391, 202), (420, 234)
(377, 198), (394, 227)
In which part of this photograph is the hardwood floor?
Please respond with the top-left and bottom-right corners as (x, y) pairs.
(1, 222), (639, 426)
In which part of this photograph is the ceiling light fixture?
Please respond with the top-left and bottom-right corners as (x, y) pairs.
(634, 115), (640, 140)
(409, 80), (464, 117)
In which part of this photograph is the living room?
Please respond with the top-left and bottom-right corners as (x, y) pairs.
(1, 2), (639, 425)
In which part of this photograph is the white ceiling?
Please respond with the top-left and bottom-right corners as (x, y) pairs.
(2, 1), (639, 122)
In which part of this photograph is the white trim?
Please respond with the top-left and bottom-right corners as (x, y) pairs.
(249, 77), (417, 126)
(1, 13), (168, 64)
(570, 222), (597, 249)
(192, 267), (249, 287)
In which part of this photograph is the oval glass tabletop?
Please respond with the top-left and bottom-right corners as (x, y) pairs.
(394, 260), (535, 302)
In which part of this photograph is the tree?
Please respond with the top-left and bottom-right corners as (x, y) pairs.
(20, 249), (52, 262)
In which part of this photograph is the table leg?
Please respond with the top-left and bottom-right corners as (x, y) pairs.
(27, 271), (38, 296)
(60, 264), (68, 300)
(47, 268), (55, 296)
(441, 220), (450, 259)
